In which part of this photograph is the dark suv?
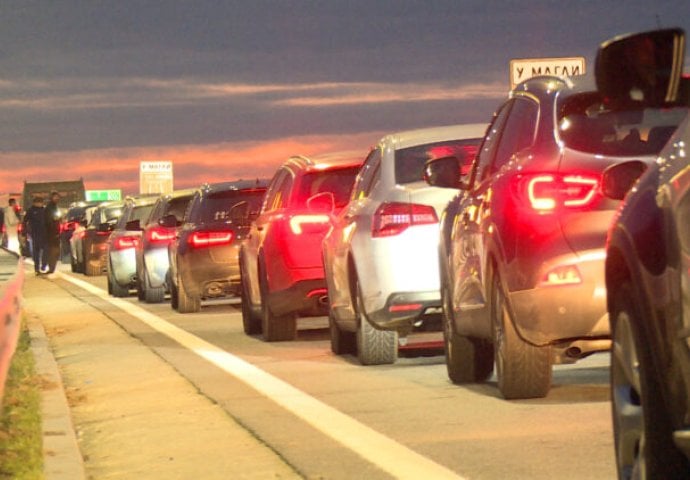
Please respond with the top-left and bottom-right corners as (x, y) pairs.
(168, 181), (267, 313)
(239, 155), (361, 341)
(426, 74), (684, 399)
(597, 28), (690, 478)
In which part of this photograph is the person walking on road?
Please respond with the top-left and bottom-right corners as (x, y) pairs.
(24, 196), (47, 274)
(3, 198), (20, 254)
(44, 191), (62, 276)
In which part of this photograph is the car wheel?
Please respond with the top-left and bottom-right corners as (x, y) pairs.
(84, 259), (101, 276)
(108, 263), (129, 298)
(355, 284), (397, 365)
(329, 310), (356, 355)
(611, 283), (689, 479)
(442, 284), (493, 383)
(259, 268), (296, 341)
(70, 255), (77, 273)
(170, 276), (179, 311)
(143, 269), (165, 303)
(136, 267), (146, 301)
(240, 262), (261, 335)
(177, 272), (200, 313)
(491, 268), (552, 399)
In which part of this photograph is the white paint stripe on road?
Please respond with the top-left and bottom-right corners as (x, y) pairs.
(57, 271), (466, 480)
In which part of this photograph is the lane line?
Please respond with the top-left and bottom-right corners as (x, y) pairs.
(55, 271), (466, 480)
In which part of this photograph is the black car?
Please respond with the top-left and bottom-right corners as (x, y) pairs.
(599, 29), (690, 478)
(425, 72), (684, 399)
(168, 180), (267, 313)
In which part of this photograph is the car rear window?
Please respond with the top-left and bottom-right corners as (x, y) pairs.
(558, 91), (687, 156)
(200, 189), (266, 223)
(165, 195), (193, 221)
(295, 166), (360, 208)
(395, 139), (481, 184)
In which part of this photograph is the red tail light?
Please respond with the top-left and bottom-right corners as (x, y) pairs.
(289, 214), (330, 235)
(372, 202), (438, 238)
(521, 173), (599, 212)
(60, 221), (79, 233)
(113, 236), (139, 251)
(147, 227), (176, 244)
(188, 231), (233, 248)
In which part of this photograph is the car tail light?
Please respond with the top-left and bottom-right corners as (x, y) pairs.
(147, 227), (176, 244)
(60, 221), (79, 233)
(112, 236), (139, 251)
(188, 231), (234, 248)
(521, 173), (599, 212)
(289, 214), (331, 235)
(372, 202), (438, 238)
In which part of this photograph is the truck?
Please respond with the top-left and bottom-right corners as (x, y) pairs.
(22, 179), (86, 210)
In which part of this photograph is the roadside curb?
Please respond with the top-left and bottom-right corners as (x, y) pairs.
(26, 310), (86, 480)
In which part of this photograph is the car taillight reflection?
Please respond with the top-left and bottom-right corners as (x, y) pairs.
(372, 202), (438, 238)
(60, 221), (79, 233)
(147, 227), (176, 244)
(113, 236), (139, 251)
(289, 214), (330, 235)
(522, 173), (599, 212)
(188, 231), (233, 248)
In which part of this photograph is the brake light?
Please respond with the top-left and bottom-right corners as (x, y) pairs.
(372, 202), (438, 238)
(289, 214), (330, 234)
(189, 231), (233, 248)
(523, 174), (599, 212)
(113, 236), (138, 251)
(147, 227), (176, 244)
(60, 221), (79, 233)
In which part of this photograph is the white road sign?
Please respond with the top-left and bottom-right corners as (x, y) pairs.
(510, 57), (586, 89)
(140, 161), (173, 195)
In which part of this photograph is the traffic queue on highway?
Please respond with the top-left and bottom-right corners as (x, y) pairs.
(27, 28), (690, 479)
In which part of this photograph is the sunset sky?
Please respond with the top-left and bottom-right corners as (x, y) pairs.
(2, 1), (690, 195)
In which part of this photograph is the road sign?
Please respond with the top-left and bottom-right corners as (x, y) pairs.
(510, 57), (586, 89)
(85, 189), (122, 202)
(140, 161), (173, 195)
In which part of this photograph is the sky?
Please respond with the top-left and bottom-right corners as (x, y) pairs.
(1, 0), (690, 196)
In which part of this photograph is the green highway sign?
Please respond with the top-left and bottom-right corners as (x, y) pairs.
(85, 189), (122, 201)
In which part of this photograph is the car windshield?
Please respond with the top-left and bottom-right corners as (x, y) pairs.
(395, 139), (481, 184)
(295, 166), (360, 208)
(200, 189), (265, 223)
(557, 91), (688, 156)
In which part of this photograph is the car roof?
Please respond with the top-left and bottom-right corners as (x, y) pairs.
(200, 179), (270, 194)
(512, 73), (597, 100)
(285, 154), (363, 173)
(380, 123), (489, 151)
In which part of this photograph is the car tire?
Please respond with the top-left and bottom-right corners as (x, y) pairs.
(108, 267), (129, 298)
(329, 310), (356, 355)
(143, 269), (165, 303)
(491, 268), (552, 399)
(442, 284), (493, 383)
(355, 285), (397, 365)
(84, 259), (101, 277)
(70, 256), (77, 273)
(240, 262), (261, 335)
(170, 277), (179, 311)
(177, 272), (200, 313)
(611, 283), (689, 479)
(259, 268), (296, 341)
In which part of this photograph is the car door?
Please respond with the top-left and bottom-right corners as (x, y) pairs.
(327, 148), (382, 326)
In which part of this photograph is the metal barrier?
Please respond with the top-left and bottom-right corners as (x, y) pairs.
(0, 256), (24, 402)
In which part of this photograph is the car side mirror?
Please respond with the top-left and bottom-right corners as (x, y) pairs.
(424, 156), (465, 189)
(601, 160), (648, 200)
(159, 214), (178, 228)
(596, 28), (686, 109)
(307, 192), (335, 214)
(125, 219), (141, 231)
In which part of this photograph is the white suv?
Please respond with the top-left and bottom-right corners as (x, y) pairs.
(322, 124), (486, 365)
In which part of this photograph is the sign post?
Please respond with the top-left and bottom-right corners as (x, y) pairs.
(509, 57), (586, 89)
(139, 161), (173, 195)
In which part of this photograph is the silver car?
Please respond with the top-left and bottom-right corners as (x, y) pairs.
(322, 124), (487, 365)
(106, 196), (157, 297)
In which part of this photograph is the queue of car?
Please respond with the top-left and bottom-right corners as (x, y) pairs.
(51, 27), (690, 479)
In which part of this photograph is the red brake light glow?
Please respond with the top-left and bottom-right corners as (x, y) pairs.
(524, 174), (599, 212)
(372, 202), (438, 238)
(189, 231), (233, 248)
(113, 236), (138, 251)
(147, 227), (176, 244)
(289, 215), (330, 235)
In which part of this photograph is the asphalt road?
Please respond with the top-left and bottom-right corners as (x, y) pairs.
(49, 265), (616, 480)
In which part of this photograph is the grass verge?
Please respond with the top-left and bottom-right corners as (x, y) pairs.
(0, 321), (43, 479)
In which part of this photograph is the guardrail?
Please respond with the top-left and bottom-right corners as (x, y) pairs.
(0, 254), (24, 402)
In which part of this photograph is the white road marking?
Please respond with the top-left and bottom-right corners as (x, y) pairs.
(56, 271), (465, 480)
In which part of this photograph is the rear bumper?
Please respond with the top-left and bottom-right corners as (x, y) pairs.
(365, 290), (441, 333)
(111, 249), (137, 286)
(179, 253), (240, 299)
(266, 279), (328, 317)
(143, 247), (170, 288)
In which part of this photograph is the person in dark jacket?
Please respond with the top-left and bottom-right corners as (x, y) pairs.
(24, 196), (47, 274)
(44, 191), (62, 275)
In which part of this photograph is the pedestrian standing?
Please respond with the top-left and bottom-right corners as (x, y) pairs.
(24, 196), (47, 274)
(3, 198), (20, 254)
(44, 191), (62, 276)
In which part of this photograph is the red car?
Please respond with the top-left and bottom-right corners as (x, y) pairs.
(239, 155), (362, 341)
